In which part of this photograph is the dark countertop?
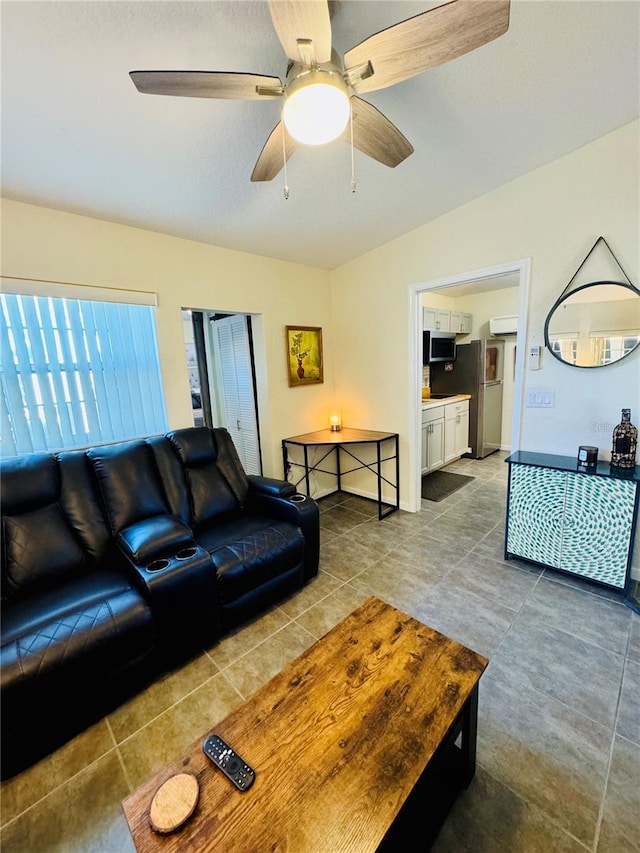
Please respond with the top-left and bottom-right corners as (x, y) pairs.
(505, 450), (640, 482)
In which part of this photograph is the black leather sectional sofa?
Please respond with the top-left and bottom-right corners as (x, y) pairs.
(0, 427), (319, 779)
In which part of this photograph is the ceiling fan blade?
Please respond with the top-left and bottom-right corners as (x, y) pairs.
(344, 0), (510, 95)
(346, 98), (413, 168)
(130, 70), (283, 100)
(251, 122), (297, 182)
(268, 0), (332, 64)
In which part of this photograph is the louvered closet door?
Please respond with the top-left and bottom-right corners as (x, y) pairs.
(213, 314), (261, 475)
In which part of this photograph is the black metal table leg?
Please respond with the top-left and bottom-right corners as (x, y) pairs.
(303, 445), (310, 497)
(459, 683), (479, 788)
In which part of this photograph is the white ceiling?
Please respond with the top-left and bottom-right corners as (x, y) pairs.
(2, 1), (638, 270)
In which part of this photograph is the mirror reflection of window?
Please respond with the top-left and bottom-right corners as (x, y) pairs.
(550, 337), (578, 365)
(545, 281), (640, 368)
(594, 335), (640, 366)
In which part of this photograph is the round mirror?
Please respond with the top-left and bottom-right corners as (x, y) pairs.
(544, 280), (640, 368)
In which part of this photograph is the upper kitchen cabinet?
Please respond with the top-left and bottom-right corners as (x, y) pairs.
(423, 308), (452, 332)
(450, 311), (472, 335)
(423, 308), (471, 335)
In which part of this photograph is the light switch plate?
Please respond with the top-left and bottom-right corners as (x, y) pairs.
(526, 389), (555, 408)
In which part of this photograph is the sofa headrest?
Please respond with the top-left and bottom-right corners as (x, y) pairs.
(166, 427), (250, 527)
(87, 440), (169, 533)
(57, 450), (111, 562)
(146, 436), (192, 525)
(1, 453), (88, 600)
(167, 427), (249, 504)
(167, 427), (218, 467)
(211, 429), (250, 505)
(0, 453), (59, 514)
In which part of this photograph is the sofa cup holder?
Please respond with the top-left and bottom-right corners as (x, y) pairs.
(175, 547), (198, 560)
(290, 494), (307, 503)
(146, 558), (171, 572)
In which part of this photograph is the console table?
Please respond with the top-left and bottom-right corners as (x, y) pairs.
(282, 428), (399, 519)
(505, 451), (640, 594)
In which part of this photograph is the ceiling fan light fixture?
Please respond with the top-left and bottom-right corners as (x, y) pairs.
(282, 70), (350, 146)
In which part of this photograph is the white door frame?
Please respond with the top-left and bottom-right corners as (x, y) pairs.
(407, 258), (531, 512)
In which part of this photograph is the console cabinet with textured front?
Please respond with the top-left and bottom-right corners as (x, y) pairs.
(505, 451), (639, 590)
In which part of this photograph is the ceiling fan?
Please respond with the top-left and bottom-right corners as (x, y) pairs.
(130, 0), (510, 183)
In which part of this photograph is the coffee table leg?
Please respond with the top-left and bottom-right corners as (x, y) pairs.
(460, 683), (479, 788)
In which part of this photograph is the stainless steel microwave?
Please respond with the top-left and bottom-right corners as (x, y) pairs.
(423, 330), (457, 364)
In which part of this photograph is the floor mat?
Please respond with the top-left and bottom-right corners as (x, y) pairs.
(421, 470), (475, 502)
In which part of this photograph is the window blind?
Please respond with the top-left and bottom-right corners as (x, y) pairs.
(1, 292), (167, 456)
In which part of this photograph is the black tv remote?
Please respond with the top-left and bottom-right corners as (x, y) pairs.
(202, 734), (255, 792)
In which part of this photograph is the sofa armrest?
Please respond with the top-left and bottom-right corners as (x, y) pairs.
(246, 474), (296, 499)
(245, 481), (320, 582)
(115, 515), (220, 646)
(117, 515), (194, 564)
(120, 543), (220, 648)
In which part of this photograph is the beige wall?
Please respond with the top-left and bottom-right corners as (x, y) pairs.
(2, 120), (638, 508)
(0, 200), (333, 477)
(330, 120), (639, 508)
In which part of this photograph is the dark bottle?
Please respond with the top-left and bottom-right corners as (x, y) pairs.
(611, 409), (638, 469)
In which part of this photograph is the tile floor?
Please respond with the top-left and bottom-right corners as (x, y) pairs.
(1, 452), (638, 852)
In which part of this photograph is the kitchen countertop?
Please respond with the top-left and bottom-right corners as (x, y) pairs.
(421, 393), (471, 410)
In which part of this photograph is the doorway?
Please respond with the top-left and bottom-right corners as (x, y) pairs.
(181, 309), (262, 475)
(408, 259), (531, 512)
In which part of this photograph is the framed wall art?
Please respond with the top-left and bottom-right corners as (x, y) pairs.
(286, 325), (323, 387)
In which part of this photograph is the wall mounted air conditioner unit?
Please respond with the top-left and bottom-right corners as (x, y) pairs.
(490, 315), (518, 336)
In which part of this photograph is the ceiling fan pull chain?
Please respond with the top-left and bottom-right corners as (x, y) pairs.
(282, 123), (290, 200)
(350, 108), (356, 193)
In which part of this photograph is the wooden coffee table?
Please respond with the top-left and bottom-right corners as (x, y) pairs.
(122, 596), (488, 852)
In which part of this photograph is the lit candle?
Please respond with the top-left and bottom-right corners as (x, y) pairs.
(329, 414), (342, 431)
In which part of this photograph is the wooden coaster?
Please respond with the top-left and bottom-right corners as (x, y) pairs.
(149, 773), (199, 834)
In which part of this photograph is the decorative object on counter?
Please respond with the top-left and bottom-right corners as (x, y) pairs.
(544, 236), (640, 369)
(611, 409), (637, 469)
(286, 326), (323, 387)
(329, 413), (342, 431)
(577, 445), (598, 470)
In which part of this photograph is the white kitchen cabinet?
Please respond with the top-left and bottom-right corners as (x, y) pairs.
(425, 308), (471, 334)
(444, 400), (470, 463)
(423, 308), (452, 332)
(454, 401), (470, 457)
(450, 312), (472, 334)
(421, 405), (445, 474)
(423, 307), (437, 330)
(436, 310), (451, 332)
(444, 407), (456, 465)
(505, 451), (639, 589)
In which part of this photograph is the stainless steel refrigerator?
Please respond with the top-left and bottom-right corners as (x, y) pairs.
(430, 339), (505, 458)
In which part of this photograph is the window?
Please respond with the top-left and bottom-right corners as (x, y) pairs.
(549, 337), (578, 364)
(600, 334), (640, 365)
(1, 292), (167, 456)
